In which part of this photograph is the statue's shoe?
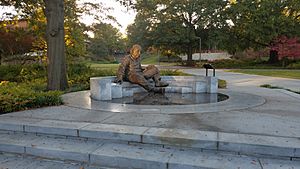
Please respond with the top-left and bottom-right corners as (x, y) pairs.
(155, 81), (169, 87)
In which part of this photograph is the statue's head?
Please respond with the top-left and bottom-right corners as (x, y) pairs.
(130, 44), (142, 59)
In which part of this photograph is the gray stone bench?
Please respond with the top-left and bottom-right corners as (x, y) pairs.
(90, 76), (218, 101)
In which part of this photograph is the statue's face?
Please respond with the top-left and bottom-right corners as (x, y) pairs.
(131, 48), (141, 59)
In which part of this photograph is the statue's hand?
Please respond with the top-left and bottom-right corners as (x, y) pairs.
(113, 78), (123, 84)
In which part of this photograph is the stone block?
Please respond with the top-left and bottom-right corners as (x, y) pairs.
(90, 78), (112, 101)
(260, 158), (300, 169)
(131, 86), (146, 93)
(24, 120), (90, 136)
(169, 149), (261, 169)
(142, 128), (217, 149)
(79, 123), (149, 142)
(111, 83), (122, 99)
(90, 143), (172, 169)
(205, 76), (218, 93)
(195, 81), (206, 93)
(295, 149), (300, 157)
(0, 117), (41, 132)
(165, 87), (182, 93)
(218, 132), (298, 157)
(181, 87), (193, 93)
(122, 88), (134, 97)
(0, 133), (37, 154)
(25, 136), (103, 162)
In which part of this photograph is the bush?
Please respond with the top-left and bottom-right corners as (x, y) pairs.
(218, 79), (227, 89)
(0, 64), (46, 82)
(0, 81), (62, 114)
(287, 61), (300, 69)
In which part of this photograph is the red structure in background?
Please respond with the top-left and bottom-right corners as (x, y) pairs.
(271, 36), (300, 60)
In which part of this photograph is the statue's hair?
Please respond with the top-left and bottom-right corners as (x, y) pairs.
(130, 44), (142, 55)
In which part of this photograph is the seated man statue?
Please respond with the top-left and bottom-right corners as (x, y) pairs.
(114, 44), (169, 93)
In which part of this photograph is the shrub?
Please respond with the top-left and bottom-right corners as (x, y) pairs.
(0, 65), (23, 81)
(0, 64), (46, 82)
(0, 81), (62, 114)
(218, 79), (227, 89)
(287, 61), (300, 69)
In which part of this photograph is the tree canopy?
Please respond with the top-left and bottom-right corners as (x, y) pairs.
(124, 0), (300, 62)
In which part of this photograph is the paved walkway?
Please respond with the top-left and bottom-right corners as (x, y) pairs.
(183, 69), (300, 92)
(0, 68), (300, 168)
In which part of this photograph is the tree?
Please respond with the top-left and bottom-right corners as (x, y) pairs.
(89, 23), (125, 59)
(222, 0), (300, 62)
(271, 36), (300, 60)
(0, 0), (67, 90)
(43, 0), (68, 90)
(0, 27), (35, 64)
(0, 0), (115, 90)
(126, 0), (228, 65)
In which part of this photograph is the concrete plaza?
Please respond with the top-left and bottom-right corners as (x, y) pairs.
(0, 69), (299, 168)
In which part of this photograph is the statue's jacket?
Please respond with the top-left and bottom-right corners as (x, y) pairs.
(116, 55), (143, 81)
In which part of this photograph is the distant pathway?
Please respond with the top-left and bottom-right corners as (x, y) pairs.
(182, 68), (300, 92)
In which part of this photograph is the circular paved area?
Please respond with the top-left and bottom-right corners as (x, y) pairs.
(62, 89), (265, 114)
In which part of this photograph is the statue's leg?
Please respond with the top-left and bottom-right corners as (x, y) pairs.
(143, 65), (168, 87)
(128, 74), (153, 91)
(143, 65), (159, 79)
(129, 74), (165, 93)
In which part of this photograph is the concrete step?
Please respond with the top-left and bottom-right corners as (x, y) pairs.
(0, 116), (300, 158)
(0, 153), (111, 169)
(0, 131), (299, 169)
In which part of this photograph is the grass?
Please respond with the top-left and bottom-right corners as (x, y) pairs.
(141, 54), (178, 66)
(228, 69), (300, 80)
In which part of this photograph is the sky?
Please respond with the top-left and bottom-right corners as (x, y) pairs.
(0, 0), (137, 35)
(78, 0), (136, 35)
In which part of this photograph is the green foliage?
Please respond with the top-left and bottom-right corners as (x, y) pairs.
(127, 0), (228, 62)
(0, 63), (118, 113)
(0, 81), (62, 114)
(89, 23), (126, 60)
(219, 0), (300, 54)
(287, 61), (300, 69)
(67, 63), (116, 92)
(141, 54), (158, 64)
(0, 64), (46, 82)
(218, 79), (227, 89)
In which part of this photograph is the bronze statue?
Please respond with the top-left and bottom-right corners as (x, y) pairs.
(114, 44), (169, 93)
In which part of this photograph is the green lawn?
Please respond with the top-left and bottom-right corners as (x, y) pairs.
(228, 69), (300, 79)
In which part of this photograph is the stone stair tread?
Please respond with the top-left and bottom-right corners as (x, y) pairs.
(0, 118), (300, 156)
(0, 132), (299, 169)
(0, 132), (103, 162)
(0, 153), (112, 169)
(79, 123), (148, 142)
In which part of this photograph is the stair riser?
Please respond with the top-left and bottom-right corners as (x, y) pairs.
(0, 121), (299, 159)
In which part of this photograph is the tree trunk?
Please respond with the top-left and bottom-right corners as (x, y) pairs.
(44, 0), (68, 90)
(186, 45), (193, 66)
(268, 49), (279, 63)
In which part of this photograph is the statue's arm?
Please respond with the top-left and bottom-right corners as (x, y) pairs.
(116, 56), (130, 82)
